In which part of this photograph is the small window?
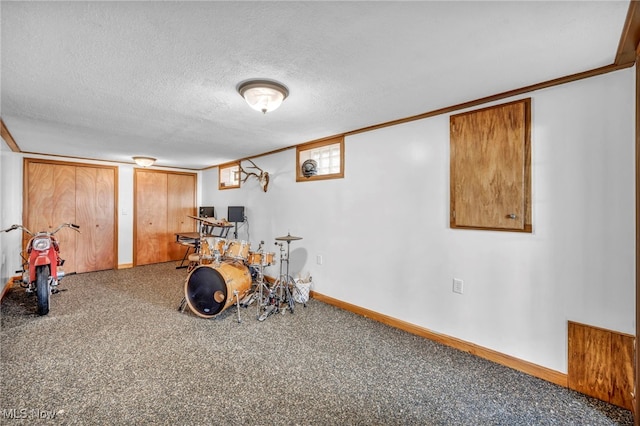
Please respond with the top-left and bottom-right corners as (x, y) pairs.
(296, 136), (344, 182)
(218, 162), (240, 190)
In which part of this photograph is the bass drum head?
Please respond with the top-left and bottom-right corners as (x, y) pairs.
(184, 265), (227, 318)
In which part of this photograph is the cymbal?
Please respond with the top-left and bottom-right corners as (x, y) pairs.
(275, 233), (302, 241)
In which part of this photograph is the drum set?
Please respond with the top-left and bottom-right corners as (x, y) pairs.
(178, 217), (305, 323)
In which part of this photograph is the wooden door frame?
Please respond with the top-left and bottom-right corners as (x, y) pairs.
(635, 42), (640, 424)
(23, 158), (119, 271)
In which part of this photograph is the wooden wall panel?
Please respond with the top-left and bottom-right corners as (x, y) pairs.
(450, 99), (531, 231)
(568, 321), (634, 410)
(609, 332), (635, 410)
(568, 323), (611, 402)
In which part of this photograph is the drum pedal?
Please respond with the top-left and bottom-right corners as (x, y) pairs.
(258, 304), (276, 321)
(240, 293), (256, 307)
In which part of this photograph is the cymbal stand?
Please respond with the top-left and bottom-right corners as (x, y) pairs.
(271, 241), (297, 314)
(237, 242), (270, 321)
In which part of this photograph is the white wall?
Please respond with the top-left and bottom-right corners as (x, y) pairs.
(203, 67), (635, 374)
(0, 141), (24, 289)
(1, 67), (634, 374)
(118, 165), (135, 266)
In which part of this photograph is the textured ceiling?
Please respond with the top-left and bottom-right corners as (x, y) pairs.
(0, 1), (632, 170)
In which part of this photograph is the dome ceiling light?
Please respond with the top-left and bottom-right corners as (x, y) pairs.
(237, 79), (289, 114)
(133, 156), (156, 167)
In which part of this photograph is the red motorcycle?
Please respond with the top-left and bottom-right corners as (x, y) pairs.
(2, 223), (80, 315)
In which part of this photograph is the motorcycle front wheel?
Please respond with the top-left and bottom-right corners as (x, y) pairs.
(36, 265), (50, 315)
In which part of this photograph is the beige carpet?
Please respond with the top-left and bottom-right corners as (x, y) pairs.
(0, 262), (633, 425)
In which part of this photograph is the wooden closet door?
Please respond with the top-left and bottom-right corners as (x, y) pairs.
(135, 170), (168, 265)
(25, 161), (78, 272)
(76, 166), (116, 273)
(167, 173), (196, 260)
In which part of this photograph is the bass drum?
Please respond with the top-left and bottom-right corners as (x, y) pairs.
(184, 262), (251, 318)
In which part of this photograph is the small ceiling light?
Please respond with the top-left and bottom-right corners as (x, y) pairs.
(133, 156), (156, 167)
(237, 79), (289, 114)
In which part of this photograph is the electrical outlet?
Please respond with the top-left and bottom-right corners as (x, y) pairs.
(453, 278), (464, 294)
(316, 255), (323, 265)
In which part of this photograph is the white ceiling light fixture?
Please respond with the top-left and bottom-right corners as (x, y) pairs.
(237, 79), (289, 114)
(133, 156), (156, 167)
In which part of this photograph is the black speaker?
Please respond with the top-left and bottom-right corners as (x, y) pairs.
(228, 206), (245, 223)
(199, 206), (215, 218)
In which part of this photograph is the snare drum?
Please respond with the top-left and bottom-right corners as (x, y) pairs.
(246, 251), (275, 266)
(225, 240), (250, 261)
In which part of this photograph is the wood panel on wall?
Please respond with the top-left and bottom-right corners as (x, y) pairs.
(24, 159), (117, 274)
(568, 321), (634, 410)
(134, 169), (196, 266)
(450, 98), (531, 232)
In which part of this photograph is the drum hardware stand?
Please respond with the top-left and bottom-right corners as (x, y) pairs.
(250, 249), (276, 321)
(178, 296), (187, 312)
(233, 289), (242, 323)
(239, 290), (256, 307)
(235, 240), (274, 322)
(257, 279), (279, 322)
(271, 242), (292, 314)
(271, 233), (303, 314)
(258, 273), (279, 322)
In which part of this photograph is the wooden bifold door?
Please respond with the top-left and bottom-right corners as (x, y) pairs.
(24, 159), (117, 274)
(134, 169), (196, 266)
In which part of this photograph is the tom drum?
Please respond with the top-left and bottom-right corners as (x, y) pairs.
(225, 240), (250, 261)
(209, 237), (227, 256)
(199, 238), (213, 264)
(261, 252), (275, 266)
(247, 251), (262, 266)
